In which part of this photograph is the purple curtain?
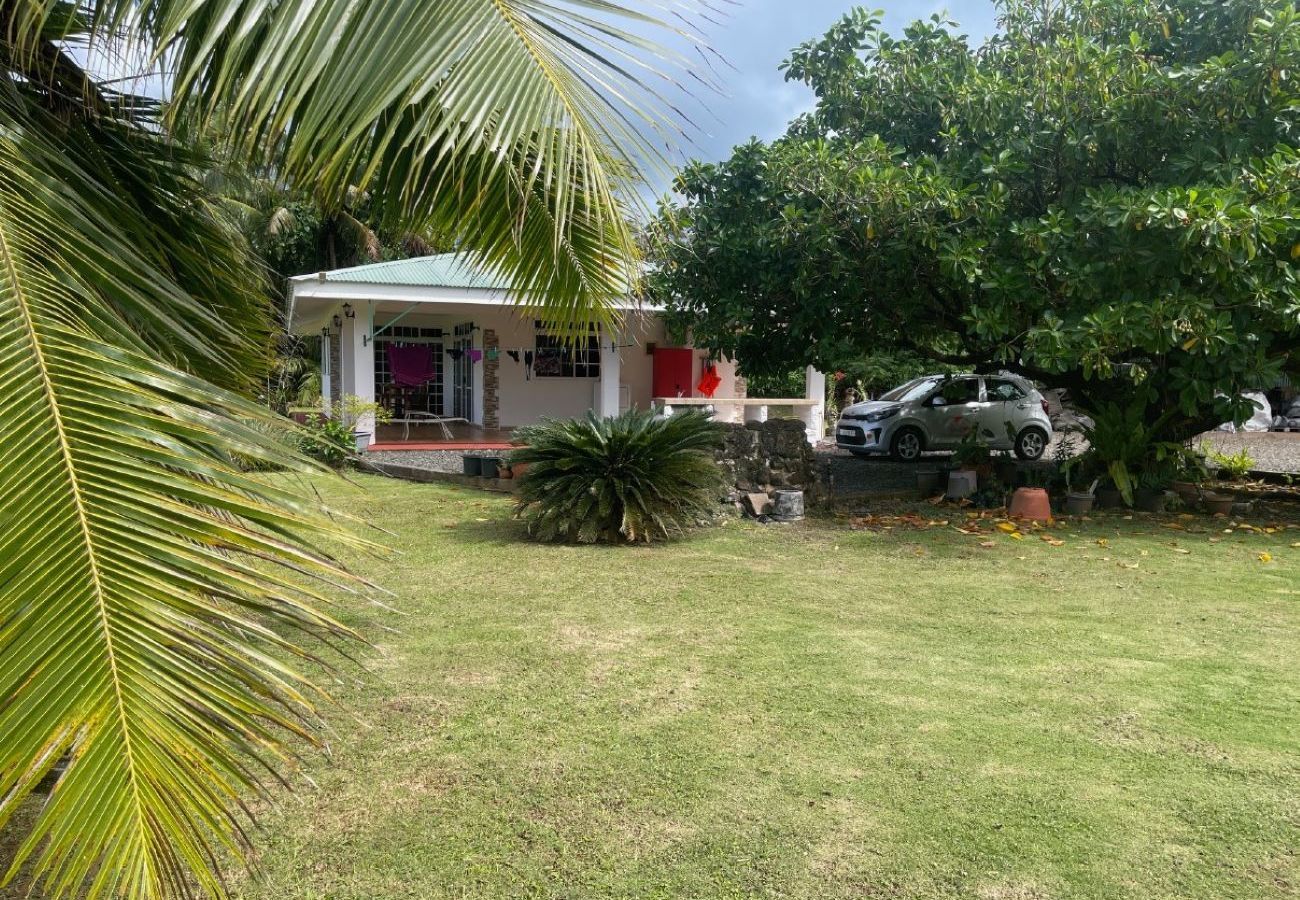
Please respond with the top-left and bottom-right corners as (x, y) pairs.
(387, 344), (435, 387)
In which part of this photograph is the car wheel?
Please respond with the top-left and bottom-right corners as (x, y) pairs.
(890, 427), (924, 462)
(1015, 427), (1048, 461)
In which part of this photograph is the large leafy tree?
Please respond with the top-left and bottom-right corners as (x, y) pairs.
(649, 0), (1300, 440)
(0, 1), (697, 896)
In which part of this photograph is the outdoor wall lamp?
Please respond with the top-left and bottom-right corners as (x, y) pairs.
(342, 303), (355, 319)
(331, 314), (342, 329)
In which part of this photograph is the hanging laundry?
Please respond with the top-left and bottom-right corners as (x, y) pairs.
(447, 348), (465, 361)
(387, 344), (436, 387)
(467, 349), (483, 364)
(696, 362), (722, 398)
(523, 350), (534, 381)
(486, 347), (499, 361)
(507, 350), (520, 364)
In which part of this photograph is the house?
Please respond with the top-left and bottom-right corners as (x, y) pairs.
(287, 253), (825, 448)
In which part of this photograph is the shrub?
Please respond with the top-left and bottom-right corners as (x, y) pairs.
(1208, 445), (1255, 480)
(510, 409), (727, 543)
(297, 417), (355, 468)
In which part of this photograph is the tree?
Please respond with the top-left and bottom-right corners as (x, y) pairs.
(648, 0), (1300, 444)
(0, 1), (698, 896)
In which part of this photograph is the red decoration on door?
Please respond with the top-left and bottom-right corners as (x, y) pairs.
(696, 363), (722, 398)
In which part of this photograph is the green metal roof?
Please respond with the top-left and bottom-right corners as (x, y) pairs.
(310, 253), (510, 290)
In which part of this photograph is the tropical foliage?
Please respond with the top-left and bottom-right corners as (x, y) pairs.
(0, 1), (697, 896)
(647, 0), (1300, 447)
(511, 410), (727, 544)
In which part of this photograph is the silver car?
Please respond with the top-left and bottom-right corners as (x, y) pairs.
(835, 373), (1053, 461)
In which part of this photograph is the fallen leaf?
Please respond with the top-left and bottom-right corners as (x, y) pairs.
(997, 522), (1019, 534)
(1258, 551), (1273, 563)
(1096, 538), (1110, 547)
(1171, 548), (1190, 554)
(979, 541), (996, 549)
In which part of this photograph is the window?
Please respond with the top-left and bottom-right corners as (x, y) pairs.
(534, 322), (601, 378)
(985, 378), (1026, 402)
(374, 326), (444, 415)
(933, 377), (980, 405)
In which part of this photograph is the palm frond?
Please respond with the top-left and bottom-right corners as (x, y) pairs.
(93, 0), (707, 329)
(0, 77), (375, 900)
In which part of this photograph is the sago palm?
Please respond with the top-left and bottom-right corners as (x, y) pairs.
(511, 409), (727, 543)
(0, 1), (700, 897)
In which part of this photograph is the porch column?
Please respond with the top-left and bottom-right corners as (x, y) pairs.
(803, 365), (826, 445)
(483, 329), (500, 429)
(471, 327), (485, 426)
(340, 302), (376, 445)
(597, 331), (621, 418)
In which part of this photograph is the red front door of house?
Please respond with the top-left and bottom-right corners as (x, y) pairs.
(652, 348), (694, 399)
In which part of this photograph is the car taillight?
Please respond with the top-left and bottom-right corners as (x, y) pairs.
(1041, 399), (1050, 417)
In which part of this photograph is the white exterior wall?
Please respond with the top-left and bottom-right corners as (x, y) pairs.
(324, 300), (757, 433)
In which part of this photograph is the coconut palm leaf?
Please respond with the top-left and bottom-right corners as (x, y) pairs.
(2, 2), (703, 896)
(14, 0), (708, 330)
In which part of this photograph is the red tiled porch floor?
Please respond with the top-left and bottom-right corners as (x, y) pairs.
(368, 422), (519, 452)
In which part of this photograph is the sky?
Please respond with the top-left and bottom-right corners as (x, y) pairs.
(642, 0), (999, 196)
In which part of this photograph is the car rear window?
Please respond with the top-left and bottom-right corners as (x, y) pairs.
(986, 379), (1027, 402)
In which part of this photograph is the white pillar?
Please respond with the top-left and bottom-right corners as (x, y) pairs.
(597, 332), (621, 418)
(340, 303), (376, 445)
(804, 365), (826, 445)
(319, 329), (332, 414)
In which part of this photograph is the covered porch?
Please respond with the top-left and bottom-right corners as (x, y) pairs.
(287, 254), (826, 450)
(370, 422), (518, 451)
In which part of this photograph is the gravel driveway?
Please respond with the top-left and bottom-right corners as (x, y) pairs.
(818, 431), (1300, 498)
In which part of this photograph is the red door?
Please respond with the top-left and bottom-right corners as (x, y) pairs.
(652, 348), (695, 399)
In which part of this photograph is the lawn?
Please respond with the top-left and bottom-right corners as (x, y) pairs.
(12, 475), (1297, 899)
(209, 475), (1300, 899)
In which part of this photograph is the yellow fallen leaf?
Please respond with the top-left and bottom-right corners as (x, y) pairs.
(1171, 548), (1190, 554)
(1258, 552), (1273, 563)
(1008, 532), (1024, 540)
(1040, 536), (1065, 547)
(1096, 538), (1110, 547)
(1121, 562), (1140, 569)
(1292, 542), (1300, 549)
(997, 522), (1019, 533)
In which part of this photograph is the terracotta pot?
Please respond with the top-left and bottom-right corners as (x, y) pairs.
(1009, 487), (1052, 522)
(1171, 480), (1200, 504)
(1064, 492), (1095, 517)
(1203, 492), (1236, 516)
(511, 462), (529, 478)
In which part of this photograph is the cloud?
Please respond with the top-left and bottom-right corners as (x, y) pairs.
(639, 0), (999, 197)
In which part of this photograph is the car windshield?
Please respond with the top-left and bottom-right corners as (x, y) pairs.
(880, 377), (942, 403)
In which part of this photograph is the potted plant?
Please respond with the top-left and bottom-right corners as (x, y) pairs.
(1171, 446), (1209, 506)
(952, 430), (993, 476)
(339, 395), (392, 451)
(992, 450), (1019, 486)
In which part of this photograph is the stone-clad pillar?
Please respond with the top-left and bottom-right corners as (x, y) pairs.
(483, 329), (500, 429)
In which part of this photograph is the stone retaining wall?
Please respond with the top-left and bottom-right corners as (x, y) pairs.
(716, 419), (823, 502)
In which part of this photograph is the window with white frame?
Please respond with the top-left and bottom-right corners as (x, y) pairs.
(373, 325), (444, 415)
(533, 321), (600, 378)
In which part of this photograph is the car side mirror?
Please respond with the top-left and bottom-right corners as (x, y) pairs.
(930, 396), (947, 407)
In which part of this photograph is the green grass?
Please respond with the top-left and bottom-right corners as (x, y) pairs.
(12, 475), (1300, 899)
